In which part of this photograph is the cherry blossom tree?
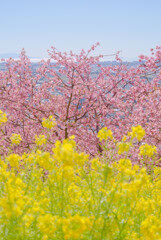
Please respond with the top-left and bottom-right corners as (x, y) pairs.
(0, 43), (160, 158)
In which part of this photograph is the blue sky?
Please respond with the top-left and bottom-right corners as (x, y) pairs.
(0, 0), (161, 60)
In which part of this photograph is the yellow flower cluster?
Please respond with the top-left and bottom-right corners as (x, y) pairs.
(141, 215), (161, 240)
(36, 150), (54, 170)
(35, 134), (46, 146)
(52, 138), (88, 168)
(0, 110), (7, 126)
(42, 116), (56, 129)
(129, 125), (145, 141)
(62, 215), (93, 239)
(139, 143), (157, 157)
(0, 118), (160, 239)
(97, 127), (113, 141)
(0, 138), (159, 239)
(97, 125), (157, 157)
(10, 133), (22, 145)
(117, 142), (132, 154)
(37, 214), (60, 239)
(6, 153), (21, 169)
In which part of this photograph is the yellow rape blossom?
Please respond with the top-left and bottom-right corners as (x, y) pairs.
(10, 133), (22, 145)
(121, 135), (127, 142)
(139, 144), (157, 157)
(141, 215), (161, 240)
(0, 110), (7, 125)
(22, 214), (34, 228)
(53, 140), (75, 167)
(91, 158), (102, 171)
(35, 134), (46, 146)
(117, 142), (132, 154)
(62, 215), (91, 239)
(129, 125), (145, 141)
(42, 116), (56, 129)
(0, 126), (160, 239)
(97, 127), (113, 141)
(6, 154), (21, 168)
(37, 214), (60, 238)
(36, 151), (54, 170)
(69, 135), (75, 140)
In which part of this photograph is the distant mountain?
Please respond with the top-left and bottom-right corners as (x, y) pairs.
(0, 54), (139, 67)
(0, 60), (139, 69)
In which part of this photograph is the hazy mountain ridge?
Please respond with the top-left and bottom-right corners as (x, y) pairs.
(0, 60), (140, 72)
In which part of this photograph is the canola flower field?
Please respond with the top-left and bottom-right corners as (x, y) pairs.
(0, 110), (160, 240)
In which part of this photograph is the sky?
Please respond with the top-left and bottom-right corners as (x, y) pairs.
(0, 0), (161, 61)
